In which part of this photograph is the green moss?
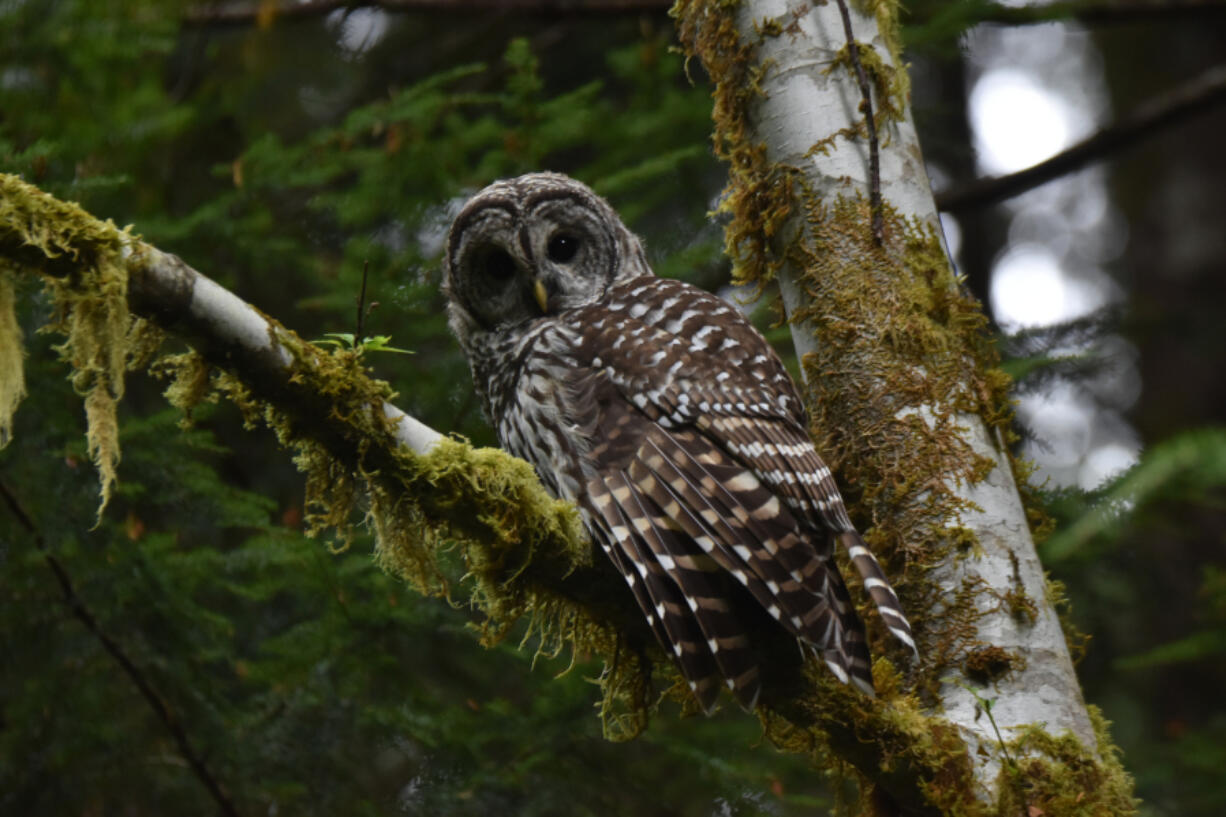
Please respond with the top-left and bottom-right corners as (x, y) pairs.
(826, 42), (905, 134)
(0, 172), (154, 516)
(153, 321), (654, 736)
(0, 270), (25, 445)
(1004, 587), (1039, 627)
(853, 0), (910, 106)
(151, 351), (214, 426)
(963, 646), (1018, 685)
(996, 706), (1138, 817)
(1046, 577), (1091, 665)
(785, 194), (1006, 675)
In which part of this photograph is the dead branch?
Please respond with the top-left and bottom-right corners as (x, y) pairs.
(936, 62), (1226, 213)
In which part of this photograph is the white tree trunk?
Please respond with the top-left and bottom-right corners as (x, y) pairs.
(728, 0), (1095, 792)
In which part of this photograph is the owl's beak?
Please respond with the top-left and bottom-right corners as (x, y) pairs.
(533, 278), (550, 314)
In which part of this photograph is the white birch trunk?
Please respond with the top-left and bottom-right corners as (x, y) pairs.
(732, 0), (1095, 792)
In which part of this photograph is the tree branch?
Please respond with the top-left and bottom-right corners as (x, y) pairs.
(0, 172), (648, 731)
(182, 0), (671, 26)
(971, 0), (1226, 27)
(0, 479), (242, 817)
(937, 62), (1226, 212)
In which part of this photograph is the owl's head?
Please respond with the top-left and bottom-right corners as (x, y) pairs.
(442, 172), (650, 344)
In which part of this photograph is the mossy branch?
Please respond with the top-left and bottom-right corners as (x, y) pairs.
(0, 172), (659, 735)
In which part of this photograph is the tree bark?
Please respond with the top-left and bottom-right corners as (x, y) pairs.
(674, 0), (1118, 809)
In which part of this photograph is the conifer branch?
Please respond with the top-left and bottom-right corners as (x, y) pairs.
(0, 479), (243, 817)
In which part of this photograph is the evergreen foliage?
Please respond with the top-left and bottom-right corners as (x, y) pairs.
(2, 1), (1225, 815)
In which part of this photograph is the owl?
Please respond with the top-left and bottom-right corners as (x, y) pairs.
(442, 172), (915, 711)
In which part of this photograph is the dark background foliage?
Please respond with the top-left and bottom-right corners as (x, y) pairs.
(2, 1), (1224, 815)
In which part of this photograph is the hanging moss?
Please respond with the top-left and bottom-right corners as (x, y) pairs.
(0, 173), (166, 517)
(367, 437), (656, 739)
(151, 350), (214, 426)
(0, 270), (25, 445)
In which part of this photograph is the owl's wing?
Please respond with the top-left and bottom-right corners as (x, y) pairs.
(579, 386), (872, 711)
(594, 279), (916, 654)
(567, 283), (916, 705)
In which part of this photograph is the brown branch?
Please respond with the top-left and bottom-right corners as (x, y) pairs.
(936, 62), (1226, 213)
(0, 479), (243, 817)
(833, 0), (884, 245)
(972, 0), (1226, 26)
(182, 0), (671, 25)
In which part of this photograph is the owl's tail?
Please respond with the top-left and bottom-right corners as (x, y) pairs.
(838, 531), (919, 659)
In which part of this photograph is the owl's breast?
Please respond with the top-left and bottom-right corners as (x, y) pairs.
(480, 322), (598, 505)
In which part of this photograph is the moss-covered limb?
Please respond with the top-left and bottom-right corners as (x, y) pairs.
(0, 173), (664, 734)
(674, 0), (1134, 812)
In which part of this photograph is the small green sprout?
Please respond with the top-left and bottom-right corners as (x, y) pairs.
(315, 333), (413, 356)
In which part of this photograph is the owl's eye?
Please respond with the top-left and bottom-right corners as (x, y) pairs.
(482, 248), (517, 281)
(547, 234), (579, 263)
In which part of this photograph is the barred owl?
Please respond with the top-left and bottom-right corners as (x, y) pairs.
(443, 172), (915, 711)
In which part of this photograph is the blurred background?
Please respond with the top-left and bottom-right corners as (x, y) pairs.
(2, 1), (1224, 814)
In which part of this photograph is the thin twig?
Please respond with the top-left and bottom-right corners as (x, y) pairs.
(833, 0), (884, 245)
(937, 62), (1226, 213)
(0, 480), (243, 817)
(355, 260), (370, 347)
